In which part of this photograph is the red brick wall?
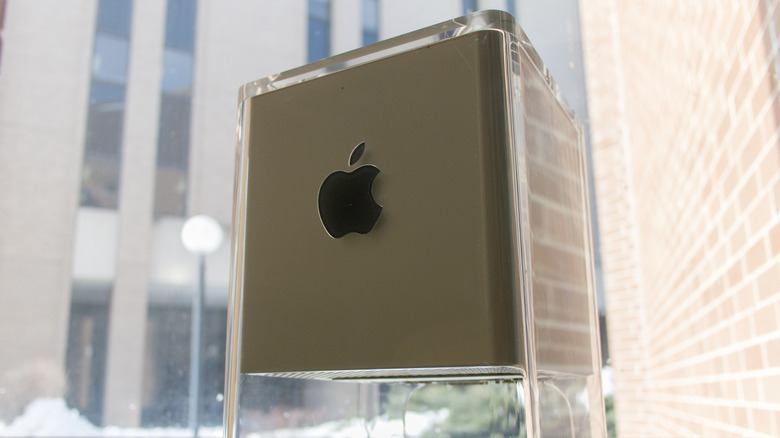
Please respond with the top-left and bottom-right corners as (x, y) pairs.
(581, 0), (780, 435)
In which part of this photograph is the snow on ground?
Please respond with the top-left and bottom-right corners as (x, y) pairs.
(0, 398), (100, 437)
(0, 397), (447, 437)
(0, 398), (220, 437)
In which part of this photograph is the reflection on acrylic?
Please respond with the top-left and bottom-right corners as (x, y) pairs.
(236, 376), (525, 438)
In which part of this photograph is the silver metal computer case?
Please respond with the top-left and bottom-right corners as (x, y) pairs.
(225, 10), (606, 438)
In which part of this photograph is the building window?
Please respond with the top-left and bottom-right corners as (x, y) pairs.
(80, 0), (133, 209)
(153, 0), (197, 218)
(307, 0), (330, 62)
(163, 0), (196, 52)
(95, 0), (132, 35)
(157, 94), (192, 170)
(65, 283), (112, 426)
(141, 306), (191, 427)
(462, 0), (479, 14)
(506, 0), (515, 16)
(141, 305), (227, 427)
(362, 0), (378, 46)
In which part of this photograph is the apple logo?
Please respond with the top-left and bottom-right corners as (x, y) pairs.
(317, 141), (382, 238)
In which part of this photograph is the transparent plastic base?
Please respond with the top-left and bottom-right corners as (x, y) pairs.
(235, 374), (526, 438)
(234, 374), (598, 437)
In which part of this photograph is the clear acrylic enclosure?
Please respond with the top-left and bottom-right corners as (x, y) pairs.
(227, 10), (605, 438)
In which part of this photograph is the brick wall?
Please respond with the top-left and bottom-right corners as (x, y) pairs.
(581, 0), (780, 436)
(521, 40), (606, 436)
(523, 52), (596, 378)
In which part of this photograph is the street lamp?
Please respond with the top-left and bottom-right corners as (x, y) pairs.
(181, 215), (224, 437)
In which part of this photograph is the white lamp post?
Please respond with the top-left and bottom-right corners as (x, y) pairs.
(181, 215), (223, 437)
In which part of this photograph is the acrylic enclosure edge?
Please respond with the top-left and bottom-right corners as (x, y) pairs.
(224, 9), (599, 438)
(504, 34), (541, 438)
(505, 25), (606, 437)
(578, 118), (608, 436)
(236, 9), (579, 131)
(223, 99), (251, 438)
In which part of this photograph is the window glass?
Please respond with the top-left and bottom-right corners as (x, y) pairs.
(362, 0), (378, 46)
(79, 0), (132, 210)
(309, 0), (330, 20)
(141, 306), (190, 427)
(152, 167), (188, 217)
(157, 94), (191, 169)
(82, 81), (125, 208)
(506, 0), (516, 16)
(161, 49), (194, 94)
(462, 0), (479, 14)
(307, 0), (330, 62)
(89, 81), (126, 104)
(153, 0), (197, 219)
(0, 2), (598, 436)
(164, 0), (197, 51)
(64, 284), (111, 427)
(92, 35), (129, 83)
(84, 83), (125, 158)
(95, 0), (132, 36)
(80, 159), (121, 208)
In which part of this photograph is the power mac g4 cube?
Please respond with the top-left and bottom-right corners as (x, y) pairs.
(225, 10), (606, 438)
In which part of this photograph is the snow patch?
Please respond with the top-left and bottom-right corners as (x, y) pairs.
(1, 398), (100, 437)
(0, 397), (449, 437)
(0, 398), (221, 437)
